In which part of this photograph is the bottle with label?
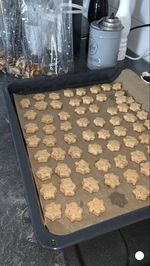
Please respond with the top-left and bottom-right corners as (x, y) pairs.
(88, 0), (108, 24)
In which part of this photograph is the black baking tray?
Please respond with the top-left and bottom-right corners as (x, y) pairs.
(3, 67), (150, 250)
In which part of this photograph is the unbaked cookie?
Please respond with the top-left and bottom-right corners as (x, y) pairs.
(89, 104), (99, 113)
(90, 85), (100, 94)
(75, 106), (86, 115)
(65, 202), (83, 222)
(146, 145), (150, 154)
(42, 135), (56, 147)
(82, 177), (99, 193)
(82, 95), (94, 104)
(33, 93), (45, 101)
(88, 143), (102, 155)
(116, 95), (127, 104)
(112, 82), (122, 91)
(132, 185), (149, 201)
(133, 122), (145, 133)
(40, 183), (57, 200)
(76, 87), (86, 96)
(126, 96), (134, 104)
(82, 129), (95, 141)
(24, 123), (39, 134)
(55, 163), (71, 178)
(69, 98), (81, 107)
(87, 198), (106, 216)
(49, 92), (60, 100)
(123, 169), (139, 185)
(26, 135), (41, 147)
(123, 136), (139, 148)
(97, 129), (110, 140)
(123, 113), (137, 123)
(107, 140), (121, 151)
(36, 166), (53, 180)
(20, 98), (31, 109)
(76, 118), (90, 127)
(95, 158), (111, 172)
(60, 121), (72, 132)
(45, 203), (61, 221)
(64, 132), (77, 144)
(137, 110), (148, 120)
(24, 110), (37, 120)
(104, 173), (120, 189)
(42, 124), (56, 134)
(138, 133), (149, 144)
(58, 111), (70, 121)
(113, 126), (127, 137)
(34, 149), (50, 163)
(64, 89), (74, 97)
(34, 100), (48, 111)
(60, 178), (76, 196)
(41, 114), (54, 124)
(115, 91), (125, 97)
(101, 83), (111, 91)
(140, 162), (150, 177)
(94, 117), (106, 127)
(114, 154), (128, 169)
(50, 100), (63, 110)
(117, 103), (129, 113)
(51, 147), (66, 161)
(96, 93), (107, 102)
(131, 150), (146, 164)
(107, 107), (118, 115)
(75, 160), (90, 174)
(68, 146), (82, 159)
(109, 116), (122, 126)
(144, 119), (150, 130)
(129, 102), (141, 112)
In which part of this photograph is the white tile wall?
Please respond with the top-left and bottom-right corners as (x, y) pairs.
(108, 0), (150, 62)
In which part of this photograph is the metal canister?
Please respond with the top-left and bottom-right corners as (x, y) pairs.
(87, 14), (123, 70)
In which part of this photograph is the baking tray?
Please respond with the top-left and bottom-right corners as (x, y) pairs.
(3, 68), (150, 250)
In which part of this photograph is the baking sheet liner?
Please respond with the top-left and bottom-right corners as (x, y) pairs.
(13, 69), (150, 235)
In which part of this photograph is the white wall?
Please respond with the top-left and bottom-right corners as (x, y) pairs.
(108, 0), (150, 62)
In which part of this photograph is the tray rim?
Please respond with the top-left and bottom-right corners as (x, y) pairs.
(3, 69), (150, 250)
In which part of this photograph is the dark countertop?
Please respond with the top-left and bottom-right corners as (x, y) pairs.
(0, 51), (149, 266)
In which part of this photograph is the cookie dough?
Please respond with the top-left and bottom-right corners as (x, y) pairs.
(82, 95), (94, 104)
(96, 93), (107, 102)
(126, 96), (134, 104)
(64, 89), (74, 97)
(123, 136), (139, 148)
(20, 98), (31, 109)
(34, 100), (48, 111)
(109, 116), (122, 126)
(113, 126), (127, 137)
(140, 162), (150, 177)
(82, 129), (95, 141)
(68, 146), (82, 159)
(87, 198), (106, 216)
(133, 122), (145, 133)
(144, 119), (150, 130)
(107, 140), (121, 151)
(76, 118), (90, 127)
(58, 111), (70, 121)
(24, 123), (39, 134)
(45, 203), (61, 221)
(146, 145), (150, 154)
(49, 92), (60, 100)
(82, 177), (99, 193)
(123, 169), (139, 185)
(138, 133), (149, 145)
(88, 143), (102, 155)
(33, 93), (45, 101)
(97, 129), (110, 140)
(89, 104), (99, 113)
(114, 154), (128, 169)
(107, 107), (118, 115)
(41, 114), (54, 124)
(115, 91), (125, 97)
(69, 98), (81, 107)
(65, 202), (83, 222)
(26, 135), (41, 147)
(75, 160), (90, 174)
(50, 100), (63, 110)
(40, 183), (57, 200)
(64, 132), (77, 144)
(24, 110), (37, 120)
(90, 85), (100, 94)
(95, 158), (111, 172)
(51, 147), (66, 161)
(76, 87), (86, 96)
(60, 121), (72, 132)
(60, 178), (76, 196)
(75, 106), (86, 115)
(129, 102), (141, 112)
(94, 117), (106, 127)
(117, 103), (129, 113)
(137, 110), (148, 120)
(112, 82), (122, 91)
(34, 149), (50, 163)
(116, 95), (127, 104)
(101, 83), (111, 91)
(132, 185), (149, 201)
(131, 150), (146, 164)
(55, 163), (71, 178)
(123, 113), (137, 123)
(36, 166), (53, 180)
(42, 124), (56, 134)
(42, 135), (56, 147)
(104, 173), (120, 189)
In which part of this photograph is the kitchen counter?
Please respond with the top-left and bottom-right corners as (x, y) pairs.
(0, 52), (149, 266)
